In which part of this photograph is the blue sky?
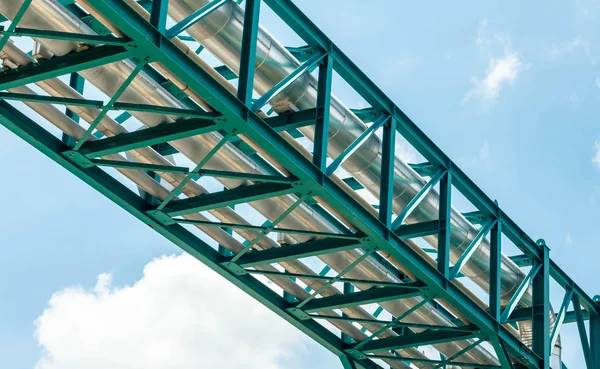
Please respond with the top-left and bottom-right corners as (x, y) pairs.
(1, 0), (599, 368)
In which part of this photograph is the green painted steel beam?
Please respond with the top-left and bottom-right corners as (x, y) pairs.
(157, 132), (233, 211)
(0, 45), (133, 90)
(173, 218), (359, 239)
(391, 169), (445, 230)
(313, 53), (332, 170)
(214, 65), (237, 80)
(409, 162), (437, 177)
(343, 177), (364, 190)
(590, 311), (600, 369)
(532, 245), (550, 369)
(491, 338), (515, 369)
(394, 220), (438, 239)
(368, 354), (500, 368)
(379, 117), (395, 228)
(313, 314), (477, 332)
(449, 219), (496, 279)
(76, 117), (219, 157)
(74, 59), (148, 149)
(252, 51), (325, 111)
(232, 237), (363, 268)
(161, 182), (300, 216)
(165, 0), (227, 38)
(461, 210), (485, 225)
(248, 270), (404, 288)
(501, 263), (542, 323)
(437, 171), (452, 278)
(432, 338), (483, 369)
(572, 294), (593, 369)
(264, 107), (323, 131)
(261, 0), (551, 266)
(3, 26), (132, 45)
(508, 306), (590, 325)
(326, 113), (388, 175)
(112, 102), (219, 118)
(350, 107), (381, 124)
(91, 158), (189, 173)
(88, 1), (535, 361)
(149, 0), (169, 33)
(0, 101), (382, 369)
(550, 289), (574, 351)
(64, 2), (595, 366)
(350, 297), (432, 354)
(510, 254), (533, 267)
(0, 0), (32, 51)
(490, 221), (502, 322)
(0, 91), (103, 108)
(236, 0), (260, 106)
(63, 72), (85, 146)
(354, 325), (480, 353)
(196, 169), (297, 184)
(550, 260), (599, 314)
(293, 250), (375, 311)
(293, 283), (425, 314)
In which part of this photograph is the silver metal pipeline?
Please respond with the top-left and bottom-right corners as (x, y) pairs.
(0, 0), (557, 366)
(0, 0), (501, 366)
(2, 43), (423, 369)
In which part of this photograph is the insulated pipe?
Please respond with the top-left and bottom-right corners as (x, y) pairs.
(0, 0), (528, 366)
(167, 0), (530, 306)
(0, 41), (432, 369)
(0, 40), (486, 368)
(0, 0), (501, 366)
(4, 71), (418, 369)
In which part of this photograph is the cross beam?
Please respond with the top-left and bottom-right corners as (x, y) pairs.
(353, 325), (480, 353)
(291, 283), (425, 314)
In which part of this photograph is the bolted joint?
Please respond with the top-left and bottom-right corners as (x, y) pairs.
(145, 209), (176, 225)
(287, 307), (311, 320)
(221, 261), (248, 276)
(61, 150), (94, 169)
(345, 349), (367, 360)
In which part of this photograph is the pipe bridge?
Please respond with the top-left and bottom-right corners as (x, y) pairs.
(0, 0), (598, 368)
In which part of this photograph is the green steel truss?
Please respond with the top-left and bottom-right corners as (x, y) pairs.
(0, 1), (598, 369)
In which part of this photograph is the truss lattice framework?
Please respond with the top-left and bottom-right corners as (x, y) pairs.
(0, 1), (599, 369)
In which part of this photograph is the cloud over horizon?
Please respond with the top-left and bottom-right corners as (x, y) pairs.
(34, 254), (308, 369)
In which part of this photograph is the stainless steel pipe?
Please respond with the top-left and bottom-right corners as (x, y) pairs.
(0, 0), (558, 366)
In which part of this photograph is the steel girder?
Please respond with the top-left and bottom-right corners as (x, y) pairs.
(0, 0), (597, 369)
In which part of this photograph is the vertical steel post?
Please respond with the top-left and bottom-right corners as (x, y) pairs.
(379, 117), (395, 228)
(591, 310), (600, 369)
(62, 73), (85, 146)
(572, 294), (593, 369)
(532, 243), (550, 369)
(313, 53), (332, 171)
(489, 220), (502, 321)
(237, 0), (260, 106)
(150, 0), (169, 33)
(437, 171), (451, 278)
(341, 282), (354, 344)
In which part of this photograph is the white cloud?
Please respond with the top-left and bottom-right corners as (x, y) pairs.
(595, 77), (600, 88)
(34, 254), (308, 369)
(593, 139), (600, 169)
(565, 232), (573, 248)
(463, 54), (523, 103)
(463, 21), (526, 104)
